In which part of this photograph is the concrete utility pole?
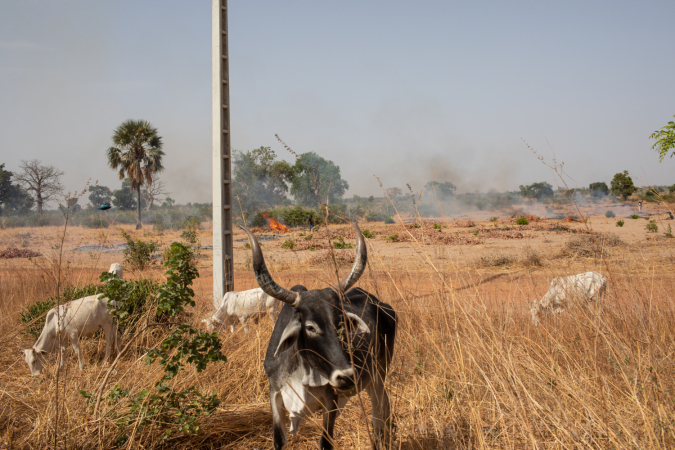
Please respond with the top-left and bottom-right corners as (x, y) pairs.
(212, 0), (233, 300)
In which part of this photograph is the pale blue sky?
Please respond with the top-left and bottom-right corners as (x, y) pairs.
(1, 0), (673, 204)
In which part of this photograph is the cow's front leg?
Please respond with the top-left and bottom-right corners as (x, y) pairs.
(58, 344), (67, 372)
(319, 389), (339, 450)
(270, 388), (288, 450)
(69, 333), (85, 370)
(366, 381), (393, 449)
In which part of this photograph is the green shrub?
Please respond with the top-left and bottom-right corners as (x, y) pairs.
(280, 206), (315, 227)
(364, 211), (386, 222)
(616, 220), (624, 227)
(83, 243), (226, 444)
(409, 223), (421, 229)
(121, 230), (160, 271)
(488, 217), (498, 222)
(631, 214), (639, 219)
(433, 223), (442, 229)
(333, 236), (354, 249)
(362, 229), (375, 239)
(180, 219), (199, 245)
(386, 233), (399, 243)
(515, 216), (529, 225)
(605, 210), (615, 218)
(384, 216), (395, 224)
(281, 239), (295, 250)
(153, 221), (167, 234)
(646, 220), (658, 233)
(667, 224), (673, 238)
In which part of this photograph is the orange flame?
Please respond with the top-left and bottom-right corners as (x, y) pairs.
(262, 213), (290, 232)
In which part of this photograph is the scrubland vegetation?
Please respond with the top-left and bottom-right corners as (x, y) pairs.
(2, 203), (675, 448)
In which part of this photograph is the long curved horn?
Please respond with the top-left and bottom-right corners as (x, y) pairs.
(332, 221), (367, 292)
(238, 226), (299, 306)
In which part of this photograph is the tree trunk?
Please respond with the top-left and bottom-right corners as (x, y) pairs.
(136, 184), (142, 229)
(37, 190), (43, 215)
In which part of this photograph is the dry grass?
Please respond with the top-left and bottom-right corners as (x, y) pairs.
(2, 223), (675, 449)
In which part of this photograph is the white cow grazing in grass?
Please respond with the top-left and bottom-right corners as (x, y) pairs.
(109, 263), (123, 278)
(530, 271), (607, 326)
(202, 288), (281, 335)
(21, 295), (121, 376)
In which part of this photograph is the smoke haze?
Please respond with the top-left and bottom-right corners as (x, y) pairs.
(1, 1), (674, 206)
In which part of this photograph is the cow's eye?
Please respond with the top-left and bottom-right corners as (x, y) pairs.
(305, 325), (316, 333)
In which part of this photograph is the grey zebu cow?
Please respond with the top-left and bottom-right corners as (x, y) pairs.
(241, 222), (396, 450)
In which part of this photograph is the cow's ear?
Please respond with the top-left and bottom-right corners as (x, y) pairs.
(38, 350), (48, 356)
(346, 313), (370, 334)
(275, 320), (301, 357)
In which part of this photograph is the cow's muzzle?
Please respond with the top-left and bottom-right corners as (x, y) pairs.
(330, 369), (356, 391)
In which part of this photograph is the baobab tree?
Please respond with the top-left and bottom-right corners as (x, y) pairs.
(106, 119), (164, 229)
(15, 160), (64, 214)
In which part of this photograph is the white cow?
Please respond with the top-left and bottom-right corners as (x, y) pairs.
(530, 271), (607, 326)
(108, 263), (123, 279)
(202, 288), (281, 335)
(21, 295), (121, 376)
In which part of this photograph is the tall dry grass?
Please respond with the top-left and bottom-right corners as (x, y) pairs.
(1, 234), (675, 449)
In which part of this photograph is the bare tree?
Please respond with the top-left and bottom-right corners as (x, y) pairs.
(141, 177), (169, 210)
(386, 187), (402, 199)
(15, 159), (64, 214)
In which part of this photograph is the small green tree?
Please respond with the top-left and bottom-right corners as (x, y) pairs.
(112, 179), (138, 210)
(289, 152), (349, 207)
(610, 171), (638, 200)
(519, 182), (554, 200)
(425, 181), (456, 199)
(650, 115), (675, 162)
(589, 182), (610, 198)
(232, 147), (296, 218)
(88, 185), (113, 208)
(0, 163), (34, 215)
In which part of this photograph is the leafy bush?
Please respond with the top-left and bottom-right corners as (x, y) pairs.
(83, 242), (226, 444)
(605, 210), (615, 218)
(364, 211), (386, 222)
(616, 220), (624, 227)
(515, 216), (529, 225)
(384, 216), (395, 224)
(646, 220), (658, 233)
(281, 239), (295, 250)
(433, 223), (442, 229)
(362, 229), (375, 239)
(667, 224), (673, 238)
(280, 206), (314, 227)
(488, 217), (498, 222)
(631, 214), (639, 219)
(386, 233), (399, 243)
(121, 230), (160, 271)
(333, 236), (354, 249)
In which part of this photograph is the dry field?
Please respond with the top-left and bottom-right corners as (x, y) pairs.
(2, 204), (675, 449)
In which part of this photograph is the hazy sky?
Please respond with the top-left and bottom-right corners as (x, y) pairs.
(1, 0), (674, 204)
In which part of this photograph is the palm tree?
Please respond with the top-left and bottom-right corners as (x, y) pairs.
(107, 120), (164, 229)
